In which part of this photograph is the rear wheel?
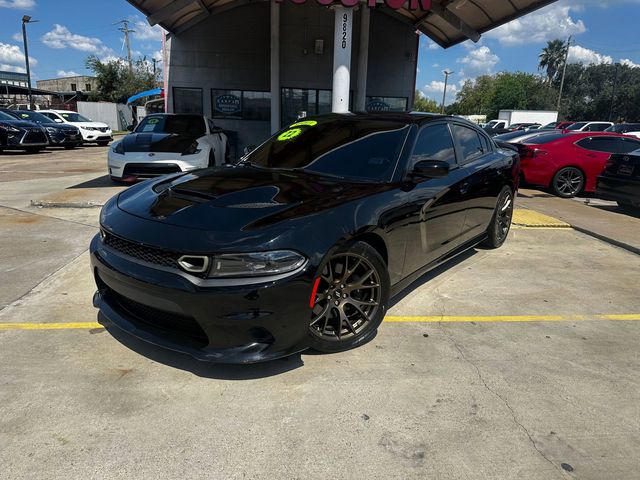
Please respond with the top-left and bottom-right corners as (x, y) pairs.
(309, 241), (389, 353)
(551, 167), (584, 198)
(482, 186), (514, 249)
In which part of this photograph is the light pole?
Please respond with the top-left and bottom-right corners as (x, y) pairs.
(609, 63), (620, 122)
(21, 15), (38, 109)
(441, 70), (454, 114)
(556, 35), (572, 113)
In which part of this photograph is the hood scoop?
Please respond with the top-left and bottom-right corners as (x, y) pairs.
(209, 186), (285, 209)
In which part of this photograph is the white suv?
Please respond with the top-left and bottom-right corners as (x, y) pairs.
(39, 109), (113, 145)
(565, 121), (614, 132)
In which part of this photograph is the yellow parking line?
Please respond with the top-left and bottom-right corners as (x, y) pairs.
(0, 322), (103, 331)
(384, 314), (640, 323)
(512, 209), (570, 228)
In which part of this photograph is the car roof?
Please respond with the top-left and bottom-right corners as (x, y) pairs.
(303, 112), (476, 128)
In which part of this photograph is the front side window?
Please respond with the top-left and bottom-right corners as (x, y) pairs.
(411, 124), (456, 167)
(244, 117), (409, 182)
(452, 125), (484, 163)
(576, 137), (618, 153)
(136, 115), (205, 137)
(173, 87), (203, 115)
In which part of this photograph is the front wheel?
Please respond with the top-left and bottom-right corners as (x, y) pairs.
(308, 241), (390, 353)
(482, 186), (514, 249)
(551, 167), (584, 198)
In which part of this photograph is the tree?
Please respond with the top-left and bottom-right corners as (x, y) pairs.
(413, 90), (439, 112)
(85, 55), (159, 103)
(539, 39), (567, 84)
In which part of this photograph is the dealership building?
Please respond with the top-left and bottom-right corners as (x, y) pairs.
(127, 0), (557, 154)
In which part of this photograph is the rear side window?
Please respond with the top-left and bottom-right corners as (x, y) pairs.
(452, 125), (484, 163)
(618, 137), (640, 153)
(576, 137), (619, 153)
(411, 124), (456, 166)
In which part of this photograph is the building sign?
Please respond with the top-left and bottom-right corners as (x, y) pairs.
(215, 94), (241, 115)
(276, 0), (432, 11)
(366, 100), (390, 112)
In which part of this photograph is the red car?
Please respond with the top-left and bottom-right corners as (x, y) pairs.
(517, 132), (640, 197)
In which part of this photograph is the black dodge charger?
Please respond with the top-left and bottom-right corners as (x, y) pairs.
(91, 113), (519, 363)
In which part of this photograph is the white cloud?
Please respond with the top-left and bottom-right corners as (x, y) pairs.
(567, 45), (613, 65)
(131, 18), (163, 41)
(0, 0), (35, 9)
(422, 80), (458, 105)
(457, 46), (499, 76)
(621, 58), (640, 68)
(0, 42), (37, 70)
(41, 24), (113, 55)
(485, 4), (586, 46)
(11, 32), (22, 42)
(432, 63), (440, 68)
(56, 70), (79, 77)
(0, 63), (26, 73)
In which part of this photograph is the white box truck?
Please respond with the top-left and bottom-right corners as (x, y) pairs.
(483, 110), (558, 135)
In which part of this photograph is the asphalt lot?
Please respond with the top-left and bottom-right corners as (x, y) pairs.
(1, 147), (639, 479)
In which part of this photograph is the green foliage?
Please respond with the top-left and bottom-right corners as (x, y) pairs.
(413, 90), (439, 113)
(451, 72), (555, 119)
(539, 39), (568, 83)
(85, 55), (159, 103)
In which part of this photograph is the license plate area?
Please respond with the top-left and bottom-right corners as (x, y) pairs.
(618, 164), (634, 176)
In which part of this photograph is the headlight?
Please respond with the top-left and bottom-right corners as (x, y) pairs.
(111, 141), (125, 154)
(207, 251), (306, 278)
(0, 125), (20, 133)
(46, 127), (58, 134)
(182, 141), (202, 156)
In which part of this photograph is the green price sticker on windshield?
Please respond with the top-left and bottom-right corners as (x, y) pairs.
(277, 119), (318, 142)
(147, 118), (159, 124)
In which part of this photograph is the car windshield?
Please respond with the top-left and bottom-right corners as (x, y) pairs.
(566, 122), (588, 130)
(0, 110), (17, 121)
(135, 115), (205, 136)
(58, 112), (91, 122)
(606, 124), (640, 133)
(243, 116), (410, 182)
(12, 111), (52, 124)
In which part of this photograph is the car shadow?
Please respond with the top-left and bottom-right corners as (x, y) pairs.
(98, 313), (305, 379)
(67, 175), (117, 189)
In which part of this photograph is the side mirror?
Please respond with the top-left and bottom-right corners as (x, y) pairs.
(54, 118), (63, 123)
(243, 145), (257, 156)
(409, 160), (450, 179)
(126, 124), (133, 131)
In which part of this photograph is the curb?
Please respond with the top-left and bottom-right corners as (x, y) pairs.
(571, 225), (640, 256)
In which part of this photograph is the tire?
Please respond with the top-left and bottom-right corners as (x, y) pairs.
(97, 141), (109, 147)
(482, 186), (514, 249)
(308, 241), (390, 353)
(617, 201), (640, 216)
(551, 167), (584, 198)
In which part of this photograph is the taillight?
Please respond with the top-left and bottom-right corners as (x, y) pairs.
(604, 155), (616, 169)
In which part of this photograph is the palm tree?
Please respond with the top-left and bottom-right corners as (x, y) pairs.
(539, 39), (567, 84)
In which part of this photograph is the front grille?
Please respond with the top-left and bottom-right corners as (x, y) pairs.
(108, 289), (208, 346)
(24, 131), (47, 144)
(103, 232), (179, 269)
(123, 163), (182, 178)
(98, 127), (108, 132)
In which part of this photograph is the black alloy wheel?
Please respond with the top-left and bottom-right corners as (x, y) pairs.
(552, 167), (584, 198)
(309, 241), (389, 352)
(483, 186), (514, 249)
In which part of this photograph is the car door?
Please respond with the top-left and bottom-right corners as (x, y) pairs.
(400, 122), (469, 277)
(451, 124), (506, 243)
(574, 136), (623, 190)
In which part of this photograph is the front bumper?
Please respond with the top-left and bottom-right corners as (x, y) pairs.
(108, 152), (204, 181)
(47, 130), (82, 146)
(81, 129), (112, 142)
(2, 128), (49, 149)
(597, 175), (640, 206)
(90, 234), (314, 363)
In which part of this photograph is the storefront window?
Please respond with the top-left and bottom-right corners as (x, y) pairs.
(281, 88), (335, 126)
(173, 87), (203, 115)
(211, 89), (270, 121)
(365, 96), (408, 113)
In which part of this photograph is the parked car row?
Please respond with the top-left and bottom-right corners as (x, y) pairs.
(0, 108), (112, 153)
(494, 128), (640, 212)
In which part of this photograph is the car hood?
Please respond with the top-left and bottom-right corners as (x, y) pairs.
(116, 165), (391, 232)
(71, 121), (110, 129)
(1, 120), (41, 129)
(119, 132), (198, 153)
(42, 122), (78, 130)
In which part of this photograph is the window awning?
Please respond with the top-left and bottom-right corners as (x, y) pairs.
(126, 0), (558, 48)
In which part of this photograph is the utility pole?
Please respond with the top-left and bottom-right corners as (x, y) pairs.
(115, 20), (135, 73)
(441, 70), (454, 114)
(556, 35), (572, 113)
(151, 58), (160, 78)
(21, 15), (39, 109)
(609, 63), (620, 122)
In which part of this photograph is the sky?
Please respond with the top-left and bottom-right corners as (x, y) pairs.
(0, 0), (639, 104)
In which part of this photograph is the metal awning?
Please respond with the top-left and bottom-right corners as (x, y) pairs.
(0, 83), (61, 96)
(126, 0), (558, 48)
